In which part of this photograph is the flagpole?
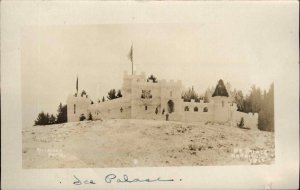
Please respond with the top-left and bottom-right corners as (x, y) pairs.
(131, 43), (133, 76)
(76, 75), (78, 96)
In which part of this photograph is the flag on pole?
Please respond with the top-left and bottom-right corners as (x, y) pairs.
(128, 44), (133, 63)
(128, 44), (133, 75)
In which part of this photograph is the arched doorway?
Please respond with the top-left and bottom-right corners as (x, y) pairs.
(167, 100), (174, 113)
(194, 107), (198, 112)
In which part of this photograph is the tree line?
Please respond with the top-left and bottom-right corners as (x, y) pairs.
(181, 82), (274, 132)
(182, 87), (204, 102)
(34, 103), (67, 126)
(34, 75), (273, 131)
(232, 83), (274, 132)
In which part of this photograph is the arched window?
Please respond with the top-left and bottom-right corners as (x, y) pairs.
(120, 107), (123, 112)
(74, 104), (76, 114)
(203, 107), (208, 112)
(184, 106), (189, 111)
(194, 107), (198, 112)
(145, 105), (148, 110)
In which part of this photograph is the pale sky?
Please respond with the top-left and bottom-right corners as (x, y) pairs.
(21, 6), (297, 127)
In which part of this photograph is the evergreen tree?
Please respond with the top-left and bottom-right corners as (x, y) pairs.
(49, 114), (56, 125)
(204, 87), (212, 103)
(233, 90), (245, 112)
(226, 82), (232, 96)
(107, 89), (117, 100)
(102, 96), (105, 102)
(147, 74), (158, 83)
(79, 114), (86, 121)
(34, 111), (50, 125)
(56, 103), (67, 124)
(258, 83), (274, 131)
(81, 90), (87, 97)
(117, 89), (123, 98)
(243, 85), (263, 113)
(182, 86), (199, 102)
(45, 113), (50, 124)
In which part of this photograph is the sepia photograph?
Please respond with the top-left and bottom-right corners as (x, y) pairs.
(21, 24), (275, 168)
(1, 1), (298, 189)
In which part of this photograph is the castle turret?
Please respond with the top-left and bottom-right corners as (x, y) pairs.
(67, 77), (90, 122)
(211, 79), (232, 122)
(67, 93), (90, 122)
(160, 79), (183, 121)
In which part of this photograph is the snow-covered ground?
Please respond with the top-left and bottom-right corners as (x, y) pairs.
(22, 119), (275, 168)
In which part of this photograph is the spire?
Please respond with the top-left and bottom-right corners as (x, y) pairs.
(212, 79), (229, 97)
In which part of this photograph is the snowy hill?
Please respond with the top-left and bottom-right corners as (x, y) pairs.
(22, 119), (275, 168)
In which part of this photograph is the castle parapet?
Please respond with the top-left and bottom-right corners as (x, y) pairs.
(123, 70), (146, 80)
(248, 112), (258, 118)
(160, 79), (182, 87)
(182, 99), (210, 104)
(68, 94), (89, 100)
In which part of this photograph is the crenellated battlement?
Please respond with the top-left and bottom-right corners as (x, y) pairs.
(182, 99), (212, 105)
(248, 112), (258, 117)
(67, 94), (90, 101)
(160, 79), (182, 86)
(123, 71), (182, 87)
(123, 70), (146, 79)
